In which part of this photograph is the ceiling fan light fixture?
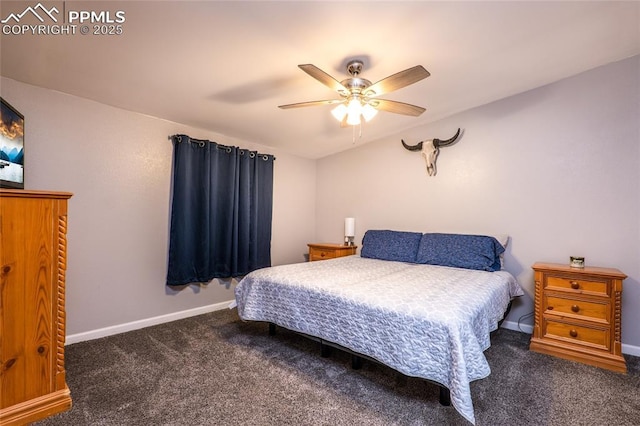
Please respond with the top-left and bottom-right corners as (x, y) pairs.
(361, 103), (378, 122)
(346, 113), (361, 126)
(333, 97), (378, 125)
(346, 98), (363, 125)
(347, 98), (362, 115)
(331, 104), (348, 121)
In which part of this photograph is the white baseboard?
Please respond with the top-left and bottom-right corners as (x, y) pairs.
(500, 320), (640, 357)
(500, 320), (534, 334)
(622, 343), (640, 357)
(66, 300), (234, 345)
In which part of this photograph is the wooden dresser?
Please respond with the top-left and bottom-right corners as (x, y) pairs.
(529, 262), (626, 373)
(0, 189), (73, 424)
(308, 243), (357, 262)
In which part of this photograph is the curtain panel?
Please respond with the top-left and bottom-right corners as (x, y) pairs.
(167, 135), (274, 286)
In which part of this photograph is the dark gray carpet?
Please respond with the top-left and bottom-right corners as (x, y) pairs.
(35, 309), (640, 426)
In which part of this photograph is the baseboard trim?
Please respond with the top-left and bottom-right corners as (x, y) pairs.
(621, 343), (640, 357)
(66, 300), (234, 345)
(500, 320), (640, 357)
(500, 320), (533, 334)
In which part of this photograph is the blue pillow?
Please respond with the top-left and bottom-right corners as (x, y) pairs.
(361, 230), (423, 263)
(416, 233), (505, 272)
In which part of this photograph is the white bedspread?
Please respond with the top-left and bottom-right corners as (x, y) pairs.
(234, 255), (524, 424)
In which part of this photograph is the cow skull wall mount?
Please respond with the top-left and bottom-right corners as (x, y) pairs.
(401, 128), (461, 176)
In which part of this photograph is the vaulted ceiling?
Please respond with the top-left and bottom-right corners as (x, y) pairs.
(1, 1), (638, 158)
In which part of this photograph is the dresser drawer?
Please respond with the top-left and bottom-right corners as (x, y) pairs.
(545, 275), (609, 296)
(544, 295), (610, 323)
(309, 248), (336, 261)
(542, 319), (610, 351)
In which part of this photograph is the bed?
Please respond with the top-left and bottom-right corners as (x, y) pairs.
(233, 231), (524, 424)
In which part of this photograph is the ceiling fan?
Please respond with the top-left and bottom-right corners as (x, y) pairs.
(278, 60), (430, 126)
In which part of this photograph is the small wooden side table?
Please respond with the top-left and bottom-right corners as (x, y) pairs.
(308, 243), (357, 262)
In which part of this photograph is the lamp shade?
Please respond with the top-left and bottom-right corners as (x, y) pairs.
(344, 217), (355, 237)
(361, 103), (378, 122)
(331, 104), (348, 121)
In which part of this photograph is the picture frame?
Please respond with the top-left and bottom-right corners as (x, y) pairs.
(0, 97), (24, 189)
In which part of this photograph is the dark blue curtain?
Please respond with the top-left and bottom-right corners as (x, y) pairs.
(166, 135), (274, 286)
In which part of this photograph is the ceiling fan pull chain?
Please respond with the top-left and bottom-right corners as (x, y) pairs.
(351, 121), (363, 144)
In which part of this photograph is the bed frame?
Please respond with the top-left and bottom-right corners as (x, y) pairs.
(265, 300), (512, 408)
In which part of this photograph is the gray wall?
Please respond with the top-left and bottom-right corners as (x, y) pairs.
(315, 56), (640, 353)
(1, 76), (317, 337)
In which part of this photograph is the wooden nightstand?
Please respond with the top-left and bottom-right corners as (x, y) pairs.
(529, 262), (626, 373)
(308, 243), (357, 262)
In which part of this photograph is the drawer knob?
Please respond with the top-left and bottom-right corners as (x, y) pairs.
(547, 306), (554, 310)
(570, 281), (580, 289)
(320, 253), (325, 257)
(569, 329), (578, 338)
(571, 305), (580, 313)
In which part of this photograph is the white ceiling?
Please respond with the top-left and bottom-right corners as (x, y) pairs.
(1, 1), (638, 159)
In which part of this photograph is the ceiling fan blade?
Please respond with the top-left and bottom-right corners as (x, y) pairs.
(298, 64), (349, 94)
(278, 99), (344, 109)
(364, 66), (430, 97)
(370, 99), (426, 116)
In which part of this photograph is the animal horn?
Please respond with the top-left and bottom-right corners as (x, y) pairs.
(433, 128), (461, 148)
(401, 139), (423, 151)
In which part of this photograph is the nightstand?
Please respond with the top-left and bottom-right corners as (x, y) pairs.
(307, 243), (357, 262)
(529, 262), (626, 373)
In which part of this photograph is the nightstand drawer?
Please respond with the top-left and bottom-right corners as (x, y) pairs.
(545, 276), (609, 296)
(307, 243), (357, 262)
(544, 295), (609, 323)
(543, 319), (610, 351)
(309, 248), (336, 261)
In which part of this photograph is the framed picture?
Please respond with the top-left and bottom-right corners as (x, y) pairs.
(0, 97), (24, 189)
